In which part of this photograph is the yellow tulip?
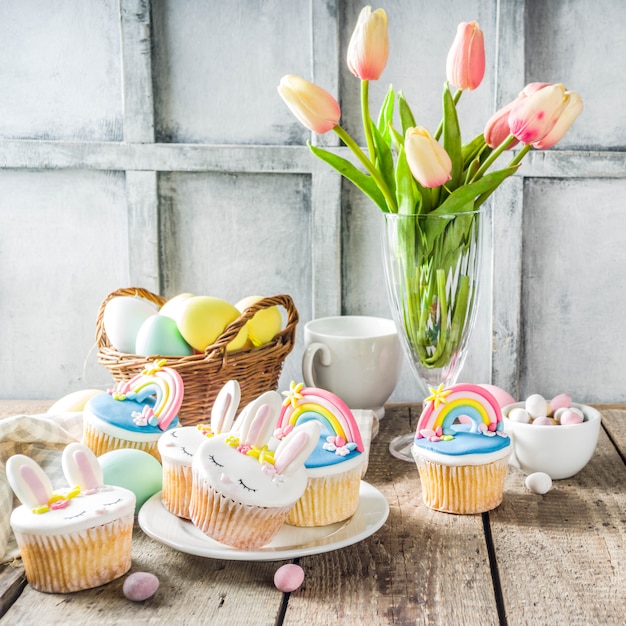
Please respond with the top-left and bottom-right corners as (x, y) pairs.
(405, 127), (452, 188)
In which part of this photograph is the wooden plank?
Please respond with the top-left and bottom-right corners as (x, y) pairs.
(599, 408), (626, 460)
(285, 405), (500, 625)
(490, 423), (626, 625)
(0, 140), (624, 177)
(0, 563), (26, 620)
(2, 526), (285, 624)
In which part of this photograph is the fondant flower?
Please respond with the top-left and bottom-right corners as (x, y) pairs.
(273, 424), (294, 440)
(282, 381), (305, 409)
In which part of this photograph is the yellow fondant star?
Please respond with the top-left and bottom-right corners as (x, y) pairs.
(425, 384), (452, 410)
(282, 381), (304, 408)
(143, 359), (166, 375)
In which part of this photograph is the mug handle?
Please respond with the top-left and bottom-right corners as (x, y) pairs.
(302, 342), (332, 387)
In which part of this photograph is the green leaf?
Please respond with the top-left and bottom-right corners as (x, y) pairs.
(395, 147), (418, 215)
(389, 123), (404, 153)
(308, 142), (388, 212)
(462, 133), (489, 169)
(442, 83), (463, 189)
(371, 121), (396, 201)
(398, 91), (416, 135)
(376, 85), (395, 143)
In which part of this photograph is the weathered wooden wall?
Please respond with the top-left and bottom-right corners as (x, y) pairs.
(0, 0), (624, 404)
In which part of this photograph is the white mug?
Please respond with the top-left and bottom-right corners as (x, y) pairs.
(302, 316), (402, 418)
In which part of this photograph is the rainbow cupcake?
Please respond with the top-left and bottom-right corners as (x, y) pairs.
(276, 382), (365, 527)
(411, 383), (511, 514)
(158, 380), (240, 518)
(83, 359), (183, 462)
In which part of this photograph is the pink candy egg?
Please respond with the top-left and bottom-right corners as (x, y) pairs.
(549, 393), (571, 414)
(274, 564), (305, 593)
(478, 384), (516, 408)
(560, 409), (584, 425)
(123, 572), (159, 602)
(532, 416), (554, 426)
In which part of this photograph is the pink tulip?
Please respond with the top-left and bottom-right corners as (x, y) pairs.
(532, 90), (582, 149)
(347, 6), (389, 81)
(446, 21), (485, 91)
(405, 127), (452, 188)
(508, 83), (572, 145)
(277, 75), (341, 134)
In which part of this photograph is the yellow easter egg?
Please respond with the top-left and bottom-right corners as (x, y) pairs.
(235, 296), (283, 347)
(48, 389), (102, 413)
(178, 296), (248, 352)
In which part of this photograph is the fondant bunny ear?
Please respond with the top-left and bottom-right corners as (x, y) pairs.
(6, 454), (54, 509)
(62, 443), (103, 491)
(243, 403), (279, 447)
(274, 420), (320, 476)
(233, 390), (282, 437)
(211, 380), (241, 434)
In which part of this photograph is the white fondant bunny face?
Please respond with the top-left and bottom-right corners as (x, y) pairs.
(7, 443), (135, 534)
(159, 380), (241, 463)
(193, 403), (320, 508)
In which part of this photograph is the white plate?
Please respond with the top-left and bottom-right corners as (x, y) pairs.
(138, 481), (389, 561)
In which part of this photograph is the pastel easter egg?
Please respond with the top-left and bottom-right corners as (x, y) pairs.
(98, 449), (162, 514)
(532, 416), (555, 426)
(47, 389), (102, 413)
(274, 564), (305, 593)
(123, 572), (159, 602)
(548, 393), (571, 415)
(103, 296), (159, 354)
(158, 292), (194, 323)
(236, 296), (283, 347)
(177, 296), (248, 352)
(135, 314), (194, 357)
(525, 394), (548, 419)
(478, 384), (516, 408)
(525, 472), (552, 495)
(560, 409), (584, 425)
(508, 407), (531, 423)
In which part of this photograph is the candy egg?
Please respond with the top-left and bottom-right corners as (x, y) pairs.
(532, 416), (555, 426)
(235, 296), (283, 347)
(549, 393), (571, 415)
(123, 572), (159, 602)
(525, 472), (552, 495)
(508, 407), (531, 423)
(478, 384), (516, 408)
(103, 296), (159, 353)
(158, 292), (194, 323)
(525, 394), (548, 419)
(135, 314), (194, 357)
(98, 449), (163, 514)
(560, 409), (584, 425)
(274, 564), (304, 593)
(47, 389), (102, 413)
(177, 296), (248, 352)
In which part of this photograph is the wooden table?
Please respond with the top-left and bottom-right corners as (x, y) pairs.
(1, 402), (625, 625)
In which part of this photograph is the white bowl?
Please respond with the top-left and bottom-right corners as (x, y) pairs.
(502, 402), (601, 480)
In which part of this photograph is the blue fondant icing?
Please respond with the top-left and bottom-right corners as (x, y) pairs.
(87, 391), (179, 434)
(414, 428), (510, 456)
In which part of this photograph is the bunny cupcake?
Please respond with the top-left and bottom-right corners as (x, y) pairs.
(189, 398), (320, 550)
(158, 380), (242, 518)
(7, 443), (135, 593)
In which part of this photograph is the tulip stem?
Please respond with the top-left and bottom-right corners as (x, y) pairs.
(361, 80), (377, 164)
(334, 125), (398, 212)
(470, 134), (517, 183)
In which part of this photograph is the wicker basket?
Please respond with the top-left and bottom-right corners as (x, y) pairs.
(96, 287), (298, 426)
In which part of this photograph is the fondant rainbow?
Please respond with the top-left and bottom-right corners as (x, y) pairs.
(416, 383), (502, 438)
(111, 359), (184, 431)
(278, 382), (364, 452)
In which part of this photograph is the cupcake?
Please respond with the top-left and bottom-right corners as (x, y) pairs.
(158, 380), (241, 518)
(189, 398), (319, 550)
(276, 382), (365, 527)
(411, 383), (512, 514)
(7, 443), (135, 593)
(83, 359), (183, 462)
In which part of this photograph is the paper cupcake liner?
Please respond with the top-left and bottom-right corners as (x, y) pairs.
(14, 514), (133, 593)
(82, 422), (161, 462)
(189, 476), (292, 550)
(287, 464), (362, 527)
(414, 454), (510, 514)
(161, 463), (193, 519)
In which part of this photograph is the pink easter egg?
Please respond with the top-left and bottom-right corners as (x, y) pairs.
(123, 572), (159, 602)
(478, 384), (516, 408)
(532, 416), (554, 426)
(549, 393), (571, 414)
(560, 409), (583, 425)
(274, 564), (305, 593)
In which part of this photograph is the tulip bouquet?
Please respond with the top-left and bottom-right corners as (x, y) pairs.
(278, 6), (582, 374)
